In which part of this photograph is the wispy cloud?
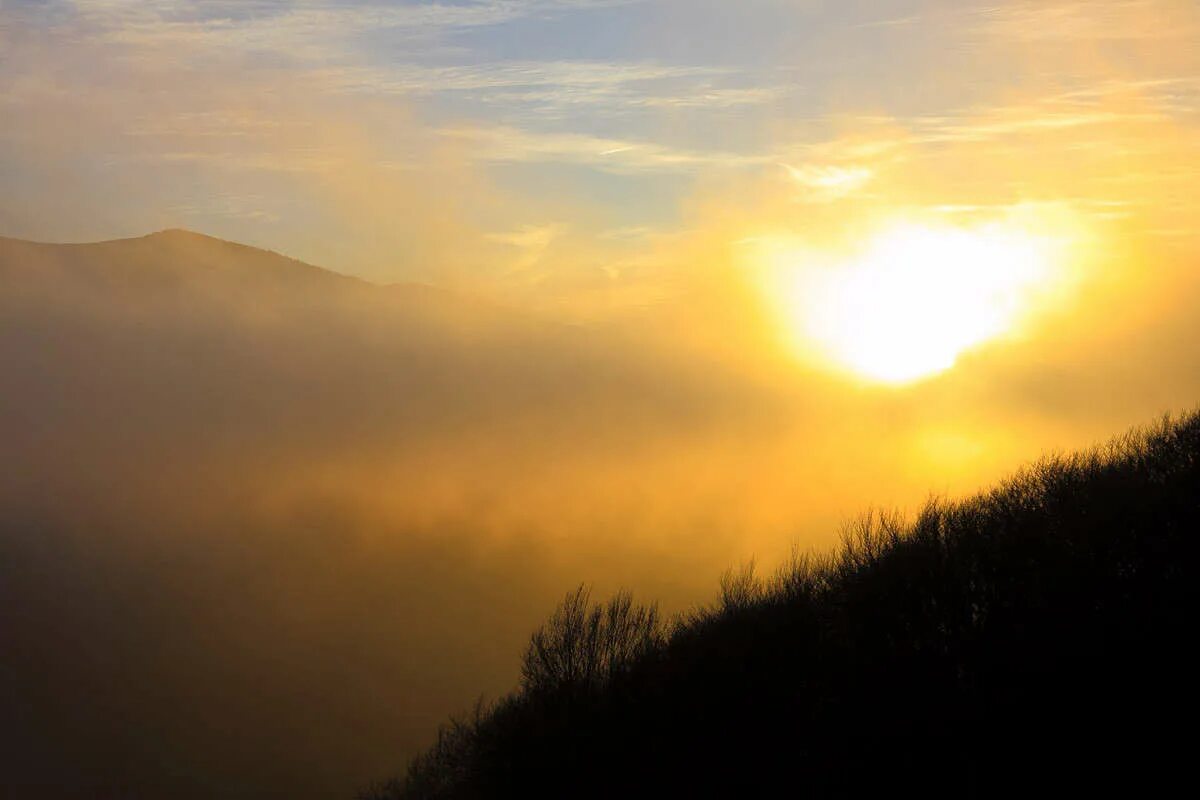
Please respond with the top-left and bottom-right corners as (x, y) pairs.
(977, 0), (1198, 42)
(834, 81), (1189, 152)
(167, 192), (281, 223)
(853, 14), (920, 30)
(781, 163), (874, 201)
(68, 0), (645, 43)
(4, 1), (649, 74)
(486, 223), (568, 274)
(440, 125), (768, 173)
(0, 0), (779, 153)
(310, 60), (781, 115)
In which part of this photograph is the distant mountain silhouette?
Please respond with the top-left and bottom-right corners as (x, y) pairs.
(0, 229), (527, 333)
(367, 411), (1200, 799)
(0, 228), (360, 293)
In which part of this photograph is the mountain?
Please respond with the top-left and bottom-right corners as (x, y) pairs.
(0, 229), (530, 334)
(369, 410), (1200, 799)
(0, 228), (364, 289)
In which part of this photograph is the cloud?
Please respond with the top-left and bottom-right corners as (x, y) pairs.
(486, 223), (567, 274)
(308, 60), (782, 117)
(63, 0), (646, 45)
(329, 61), (728, 94)
(166, 193), (282, 223)
(976, 0), (1198, 42)
(487, 223), (564, 249)
(440, 124), (768, 173)
(781, 163), (874, 201)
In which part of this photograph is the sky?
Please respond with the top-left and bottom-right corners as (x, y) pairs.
(2, 0), (1197, 299)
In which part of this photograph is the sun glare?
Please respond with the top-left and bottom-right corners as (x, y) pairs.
(767, 221), (1067, 384)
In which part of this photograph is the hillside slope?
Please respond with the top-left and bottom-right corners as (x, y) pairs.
(370, 411), (1200, 799)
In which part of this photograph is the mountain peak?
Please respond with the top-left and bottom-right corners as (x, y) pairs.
(0, 227), (370, 297)
(147, 227), (209, 240)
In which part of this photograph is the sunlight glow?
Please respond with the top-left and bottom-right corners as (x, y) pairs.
(769, 221), (1066, 384)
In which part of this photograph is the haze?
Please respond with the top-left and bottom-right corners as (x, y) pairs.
(2, 1), (1199, 797)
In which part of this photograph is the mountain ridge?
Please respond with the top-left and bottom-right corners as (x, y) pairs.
(0, 228), (543, 335)
(0, 228), (376, 292)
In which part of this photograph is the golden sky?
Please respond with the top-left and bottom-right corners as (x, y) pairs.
(3, 0), (1198, 565)
(0, 1), (1195, 287)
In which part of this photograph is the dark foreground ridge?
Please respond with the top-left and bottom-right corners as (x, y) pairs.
(365, 411), (1199, 799)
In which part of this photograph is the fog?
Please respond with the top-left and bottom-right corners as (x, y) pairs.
(3, 226), (1198, 796)
(0, 230), (799, 797)
(2, 0), (1198, 795)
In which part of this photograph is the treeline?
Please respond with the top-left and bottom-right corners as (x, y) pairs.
(365, 411), (1199, 798)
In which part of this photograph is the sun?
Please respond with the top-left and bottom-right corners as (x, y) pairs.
(764, 220), (1065, 384)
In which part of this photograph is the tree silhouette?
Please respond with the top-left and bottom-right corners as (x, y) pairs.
(366, 410), (1200, 799)
(521, 586), (663, 694)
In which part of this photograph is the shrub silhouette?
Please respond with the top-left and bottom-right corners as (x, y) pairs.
(364, 411), (1200, 799)
(521, 586), (663, 693)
